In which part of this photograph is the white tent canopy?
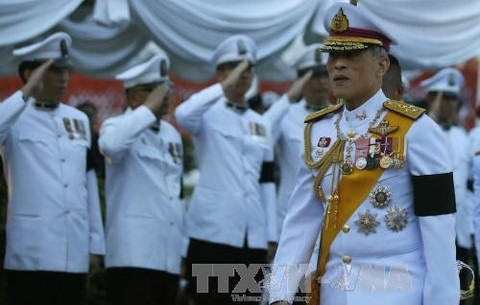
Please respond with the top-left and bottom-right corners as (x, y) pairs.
(1, 0), (479, 81)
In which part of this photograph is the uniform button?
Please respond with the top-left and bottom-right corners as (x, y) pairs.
(342, 255), (352, 264)
(61, 158), (66, 163)
(64, 184), (68, 188)
(170, 222), (174, 226)
(66, 210), (70, 214)
(342, 224), (350, 233)
(57, 134), (62, 138)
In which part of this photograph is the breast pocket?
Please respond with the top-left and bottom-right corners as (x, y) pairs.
(69, 139), (89, 172)
(18, 131), (52, 156)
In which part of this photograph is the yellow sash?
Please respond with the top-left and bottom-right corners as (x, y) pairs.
(308, 110), (415, 305)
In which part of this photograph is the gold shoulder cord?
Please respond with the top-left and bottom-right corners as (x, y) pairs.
(304, 114), (345, 202)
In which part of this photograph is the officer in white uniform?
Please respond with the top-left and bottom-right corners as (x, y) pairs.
(175, 35), (277, 305)
(420, 69), (473, 258)
(273, 44), (331, 237)
(269, 3), (459, 305)
(0, 32), (105, 305)
(98, 55), (183, 305)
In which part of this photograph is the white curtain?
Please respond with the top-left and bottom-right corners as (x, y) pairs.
(1, 0), (480, 80)
(0, 0), (83, 46)
(129, 0), (318, 81)
(56, 16), (149, 78)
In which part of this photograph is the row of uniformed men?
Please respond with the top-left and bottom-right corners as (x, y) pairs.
(0, 29), (333, 304)
(1, 7), (479, 305)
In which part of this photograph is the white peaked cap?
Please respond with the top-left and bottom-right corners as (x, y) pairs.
(420, 67), (464, 96)
(13, 32), (72, 67)
(116, 54), (170, 88)
(294, 43), (328, 71)
(212, 34), (257, 67)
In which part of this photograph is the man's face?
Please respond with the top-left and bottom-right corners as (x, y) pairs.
(303, 73), (331, 107)
(36, 66), (70, 101)
(326, 49), (387, 105)
(216, 62), (254, 96)
(427, 93), (459, 122)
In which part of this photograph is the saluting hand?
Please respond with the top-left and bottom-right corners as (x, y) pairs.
(21, 58), (55, 100)
(287, 70), (313, 103)
(221, 60), (250, 95)
(144, 83), (172, 118)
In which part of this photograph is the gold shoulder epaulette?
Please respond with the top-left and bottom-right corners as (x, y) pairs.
(383, 99), (425, 120)
(304, 103), (343, 123)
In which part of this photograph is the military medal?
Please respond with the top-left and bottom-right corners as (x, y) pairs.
(354, 210), (380, 235)
(355, 157), (367, 170)
(354, 138), (368, 170)
(380, 155), (393, 169)
(379, 137), (393, 169)
(168, 142), (182, 164)
(392, 137), (406, 169)
(385, 206), (408, 232)
(393, 155), (405, 169)
(341, 161), (354, 175)
(369, 185), (392, 208)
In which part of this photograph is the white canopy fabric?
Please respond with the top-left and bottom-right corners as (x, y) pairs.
(0, 0), (83, 47)
(0, 0), (479, 81)
(128, 0), (318, 81)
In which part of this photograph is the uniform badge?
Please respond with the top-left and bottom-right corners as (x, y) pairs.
(369, 185), (392, 209)
(385, 206), (408, 232)
(314, 148), (325, 160)
(369, 120), (398, 136)
(317, 136), (331, 148)
(63, 117), (86, 140)
(354, 210), (380, 235)
(168, 142), (183, 164)
(355, 138), (368, 170)
(341, 161), (354, 175)
(355, 110), (367, 121)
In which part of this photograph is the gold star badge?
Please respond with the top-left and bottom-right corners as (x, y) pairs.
(354, 210), (380, 235)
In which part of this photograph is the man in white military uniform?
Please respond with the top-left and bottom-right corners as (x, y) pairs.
(273, 44), (331, 237)
(175, 35), (277, 305)
(269, 3), (459, 305)
(420, 69), (473, 266)
(98, 55), (183, 305)
(0, 32), (105, 305)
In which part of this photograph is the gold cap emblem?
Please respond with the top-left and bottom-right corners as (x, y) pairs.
(331, 8), (349, 33)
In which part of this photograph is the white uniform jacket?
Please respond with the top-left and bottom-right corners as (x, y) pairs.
(471, 129), (480, 271)
(99, 106), (184, 274)
(274, 100), (310, 235)
(0, 91), (105, 273)
(175, 83), (278, 249)
(442, 126), (471, 248)
(270, 90), (459, 305)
